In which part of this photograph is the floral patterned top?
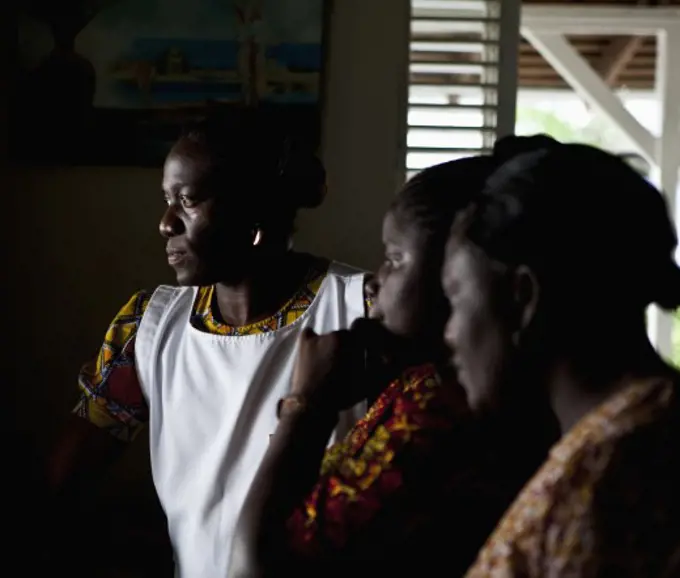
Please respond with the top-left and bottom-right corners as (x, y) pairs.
(465, 377), (680, 578)
(285, 364), (553, 575)
(74, 258), (370, 442)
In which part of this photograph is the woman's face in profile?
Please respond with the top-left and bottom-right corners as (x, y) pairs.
(442, 241), (518, 414)
(160, 142), (254, 286)
(369, 210), (449, 347)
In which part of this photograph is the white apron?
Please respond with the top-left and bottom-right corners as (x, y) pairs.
(135, 262), (367, 578)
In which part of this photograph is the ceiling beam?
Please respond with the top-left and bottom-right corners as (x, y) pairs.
(597, 35), (645, 86)
(520, 29), (658, 164)
(596, 0), (657, 87)
(521, 5), (680, 35)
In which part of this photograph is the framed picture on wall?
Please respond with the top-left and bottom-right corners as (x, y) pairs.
(11, 0), (330, 166)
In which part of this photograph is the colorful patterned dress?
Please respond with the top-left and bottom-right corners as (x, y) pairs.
(465, 377), (680, 578)
(73, 259), (360, 441)
(284, 364), (554, 576)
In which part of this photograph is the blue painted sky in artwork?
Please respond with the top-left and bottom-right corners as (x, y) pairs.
(23, 0), (328, 107)
(83, 0), (324, 43)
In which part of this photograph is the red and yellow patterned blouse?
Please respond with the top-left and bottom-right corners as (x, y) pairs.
(465, 377), (680, 578)
(284, 364), (552, 575)
(74, 259), (368, 442)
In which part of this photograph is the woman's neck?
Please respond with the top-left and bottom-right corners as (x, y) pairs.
(548, 327), (669, 434)
(213, 251), (310, 327)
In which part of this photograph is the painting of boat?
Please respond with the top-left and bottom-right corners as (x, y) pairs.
(12, 0), (328, 165)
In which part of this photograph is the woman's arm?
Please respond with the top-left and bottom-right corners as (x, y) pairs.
(231, 327), (367, 577)
(230, 401), (339, 578)
(231, 322), (423, 577)
(45, 291), (154, 575)
(231, 357), (473, 577)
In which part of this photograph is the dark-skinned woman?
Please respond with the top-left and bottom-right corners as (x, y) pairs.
(441, 142), (680, 577)
(231, 138), (560, 578)
(46, 112), (371, 578)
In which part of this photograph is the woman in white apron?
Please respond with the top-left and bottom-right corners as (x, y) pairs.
(46, 111), (369, 578)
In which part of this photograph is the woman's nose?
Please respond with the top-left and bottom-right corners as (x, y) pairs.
(159, 205), (185, 238)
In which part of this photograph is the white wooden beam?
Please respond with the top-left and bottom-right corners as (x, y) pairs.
(597, 35), (645, 86)
(521, 5), (680, 35)
(655, 26), (680, 229)
(596, 0), (654, 85)
(521, 29), (658, 164)
(648, 24), (680, 360)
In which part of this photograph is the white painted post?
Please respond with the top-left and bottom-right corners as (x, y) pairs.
(648, 24), (680, 361)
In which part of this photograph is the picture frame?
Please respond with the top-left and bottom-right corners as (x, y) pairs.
(11, 0), (330, 166)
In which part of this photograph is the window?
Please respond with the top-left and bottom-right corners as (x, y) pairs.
(407, 0), (520, 180)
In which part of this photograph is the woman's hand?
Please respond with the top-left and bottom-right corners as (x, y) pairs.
(291, 327), (365, 413)
(291, 319), (406, 414)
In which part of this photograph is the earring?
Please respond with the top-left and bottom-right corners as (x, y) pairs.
(253, 227), (263, 247)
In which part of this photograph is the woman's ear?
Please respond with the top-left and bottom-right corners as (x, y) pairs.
(512, 265), (540, 339)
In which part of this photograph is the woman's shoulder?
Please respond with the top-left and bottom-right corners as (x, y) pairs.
(108, 289), (154, 328)
(546, 376), (680, 498)
(300, 254), (370, 313)
(94, 290), (156, 364)
(114, 286), (195, 330)
(386, 363), (470, 423)
(570, 375), (678, 451)
(327, 261), (369, 279)
(520, 377), (680, 576)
